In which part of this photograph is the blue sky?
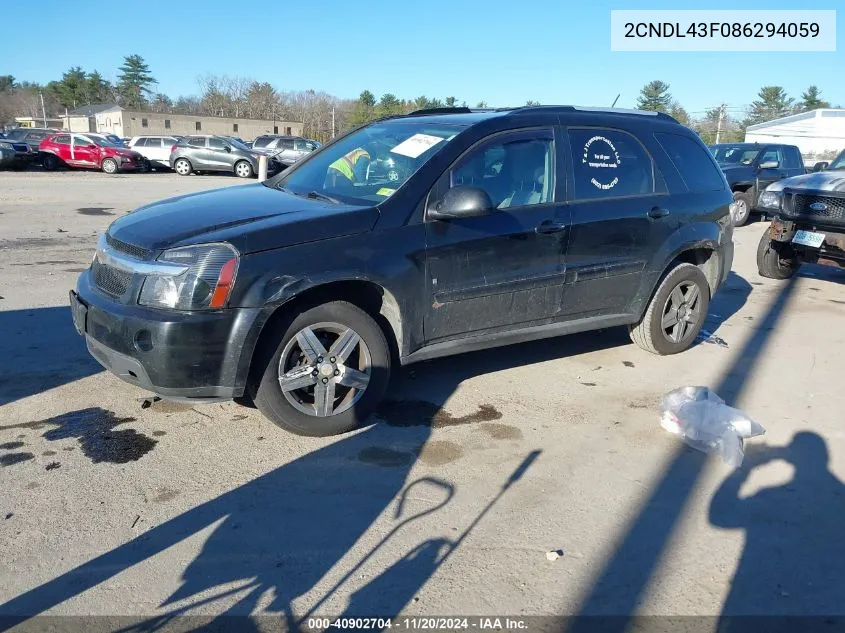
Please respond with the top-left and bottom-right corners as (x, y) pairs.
(1, 0), (841, 116)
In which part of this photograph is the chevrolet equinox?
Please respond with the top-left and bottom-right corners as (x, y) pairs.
(70, 106), (735, 436)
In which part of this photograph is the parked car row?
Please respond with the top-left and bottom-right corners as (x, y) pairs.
(0, 128), (323, 177)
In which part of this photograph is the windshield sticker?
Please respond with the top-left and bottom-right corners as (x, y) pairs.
(583, 135), (621, 190)
(376, 187), (397, 197)
(390, 133), (444, 158)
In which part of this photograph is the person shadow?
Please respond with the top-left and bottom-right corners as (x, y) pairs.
(709, 431), (845, 627)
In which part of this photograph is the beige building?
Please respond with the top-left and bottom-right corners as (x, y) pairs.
(61, 104), (302, 140)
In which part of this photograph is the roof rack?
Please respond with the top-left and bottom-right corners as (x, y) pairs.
(405, 107), (474, 116)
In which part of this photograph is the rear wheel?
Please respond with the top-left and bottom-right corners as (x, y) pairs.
(234, 160), (253, 178)
(251, 301), (391, 437)
(41, 154), (59, 171)
(101, 158), (118, 174)
(629, 263), (710, 355)
(757, 230), (799, 279)
(731, 191), (752, 227)
(174, 158), (192, 176)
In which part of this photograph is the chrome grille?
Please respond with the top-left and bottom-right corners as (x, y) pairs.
(787, 193), (845, 223)
(92, 260), (131, 296)
(11, 143), (29, 153)
(106, 234), (150, 260)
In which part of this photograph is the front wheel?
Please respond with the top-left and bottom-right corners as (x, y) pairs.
(731, 191), (752, 227)
(251, 301), (391, 436)
(101, 158), (118, 174)
(234, 160), (254, 178)
(757, 230), (799, 279)
(41, 154), (59, 171)
(629, 263), (710, 355)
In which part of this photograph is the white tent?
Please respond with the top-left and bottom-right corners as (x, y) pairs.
(745, 109), (845, 161)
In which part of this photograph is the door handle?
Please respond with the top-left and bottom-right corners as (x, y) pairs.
(535, 220), (567, 234)
(647, 206), (670, 219)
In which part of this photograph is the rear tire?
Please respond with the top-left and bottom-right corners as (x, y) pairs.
(757, 229), (799, 279)
(174, 158), (192, 176)
(731, 191), (752, 227)
(234, 160), (253, 178)
(41, 154), (59, 171)
(629, 263), (710, 355)
(251, 301), (391, 437)
(101, 158), (118, 174)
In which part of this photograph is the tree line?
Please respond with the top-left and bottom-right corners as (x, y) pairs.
(0, 54), (838, 145)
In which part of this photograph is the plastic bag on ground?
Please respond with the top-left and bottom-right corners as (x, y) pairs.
(659, 386), (766, 468)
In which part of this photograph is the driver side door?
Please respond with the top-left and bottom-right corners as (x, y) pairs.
(70, 135), (98, 167)
(423, 127), (570, 343)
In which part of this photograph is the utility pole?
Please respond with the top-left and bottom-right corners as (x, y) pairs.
(39, 91), (47, 128)
(331, 106), (335, 139)
(715, 103), (726, 144)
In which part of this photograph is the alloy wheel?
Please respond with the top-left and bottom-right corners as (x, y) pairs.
(661, 281), (702, 344)
(278, 322), (372, 417)
(175, 160), (190, 175)
(236, 162), (252, 178)
(731, 199), (748, 225)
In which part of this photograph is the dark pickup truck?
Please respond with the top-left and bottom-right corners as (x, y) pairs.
(709, 142), (805, 226)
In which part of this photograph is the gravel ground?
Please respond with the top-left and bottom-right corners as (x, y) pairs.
(1, 170), (844, 630)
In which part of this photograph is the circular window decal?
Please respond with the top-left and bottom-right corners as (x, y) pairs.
(582, 136), (621, 190)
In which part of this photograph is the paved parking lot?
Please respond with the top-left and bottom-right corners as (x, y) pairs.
(1, 171), (844, 629)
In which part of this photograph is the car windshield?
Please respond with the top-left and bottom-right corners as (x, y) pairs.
(829, 151), (845, 170)
(711, 146), (759, 165)
(270, 120), (463, 205)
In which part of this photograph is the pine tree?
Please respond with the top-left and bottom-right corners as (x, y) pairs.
(54, 67), (87, 108)
(85, 71), (113, 104)
(444, 96), (458, 107)
(743, 86), (793, 127)
(798, 85), (829, 112)
(636, 80), (672, 112)
(116, 54), (156, 109)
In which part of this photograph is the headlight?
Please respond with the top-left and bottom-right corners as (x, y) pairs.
(757, 190), (782, 211)
(138, 243), (239, 310)
(0, 142), (12, 150)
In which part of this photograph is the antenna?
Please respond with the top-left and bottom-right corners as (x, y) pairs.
(611, 94), (621, 108)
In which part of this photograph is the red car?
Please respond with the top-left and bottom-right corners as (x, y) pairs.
(39, 132), (145, 174)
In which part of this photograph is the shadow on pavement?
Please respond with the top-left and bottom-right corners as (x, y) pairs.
(0, 306), (102, 406)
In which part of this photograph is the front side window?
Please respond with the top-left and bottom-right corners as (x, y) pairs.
(759, 148), (783, 166)
(272, 120), (463, 205)
(208, 137), (228, 150)
(446, 129), (554, 209)
(253, 136), (273, 148)
(569, 128), (656, 200)
(830, 151), (845, 170)
(146, 138), (162, 148)
(712, 146), (759, 165)
(73, 136), (93, 147)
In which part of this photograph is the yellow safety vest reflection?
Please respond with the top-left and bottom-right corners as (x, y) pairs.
(329, 148), (370, 181)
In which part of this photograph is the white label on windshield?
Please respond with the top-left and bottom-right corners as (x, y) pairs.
(390, 134), (444, 158)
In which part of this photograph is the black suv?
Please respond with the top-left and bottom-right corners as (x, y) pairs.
(709, 142), (805, 227)
(70, 106), (734, 436)
(756, 148), (845, 279)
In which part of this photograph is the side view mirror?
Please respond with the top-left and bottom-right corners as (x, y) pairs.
(223, 145), (231, 152)
(428, 186), (493, 220)
(758, 160), (779, 170)
(813, 161), (829, 172)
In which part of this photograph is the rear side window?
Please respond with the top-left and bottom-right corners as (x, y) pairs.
(568, 128), (657, 200)
(782, 147), (802, 169)
(134, 138), (148, 147)
(187, 136), (206, 147)
(655, 132), (726, 192)
(52, 134), (70, 145)
(145, 138), (162, 148)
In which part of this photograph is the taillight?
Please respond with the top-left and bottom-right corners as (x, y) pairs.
(171, 145), (177, 153)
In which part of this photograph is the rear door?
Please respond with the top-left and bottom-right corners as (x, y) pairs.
(424, 126), (569, 341)
(561, 126), (672, 318)
(185, 136), (211, 168)
(144, 137), (166, 163)
(70, 135), (98, 167)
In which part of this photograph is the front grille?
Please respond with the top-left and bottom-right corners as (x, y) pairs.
(786, 193), (845, 224)
(92, 260), (131, 296)
(106, 234), (150, 260)
(12, 143), (29, 153)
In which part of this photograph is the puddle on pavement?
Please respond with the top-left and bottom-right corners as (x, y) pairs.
(153, 487), (180, 503)
(76, 207), (115, 216)
(45, 462), (61, 471)
(357, 446), (414, 468)
(580, 382), (597, 387)
(0, 453), (34, 467)
(0, 441), (25, 450)
(481, 423), (522, 440)
(623, 361), (635, 368)
(42, 450), (56, 456)
(415, 440), (464, 465)
(7, 407), (158, 464)
(377, 400), (502, 428)
(152, 430), (167, 437)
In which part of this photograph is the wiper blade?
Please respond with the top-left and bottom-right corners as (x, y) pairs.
(305, 190), (340, 204)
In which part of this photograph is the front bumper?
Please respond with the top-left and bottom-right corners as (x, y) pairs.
(72, 270), (265, 401)
(770, 218), (845, 268)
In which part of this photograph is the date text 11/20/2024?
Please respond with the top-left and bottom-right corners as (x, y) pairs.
(624, 22), (820, 39)
(306, 617), (528, 630)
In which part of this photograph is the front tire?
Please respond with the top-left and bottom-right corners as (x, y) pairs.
(629, 263), (710, 355)
(731, 191), (752, 227)
(101, 158), (118, 174)
(251, 301), (391, 437)
(174, 158), (192, 176)
(757, 230), (799, 279)
(234, 160), (254, 178)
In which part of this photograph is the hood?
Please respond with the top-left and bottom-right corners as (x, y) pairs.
(766, 170), (845, 193)
(107, 183), (378, 254)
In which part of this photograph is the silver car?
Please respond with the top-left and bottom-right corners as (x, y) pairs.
(252, 135), (321, 166)
(169, 135), (280, 178)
